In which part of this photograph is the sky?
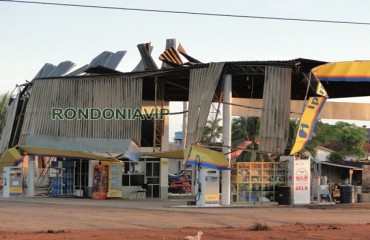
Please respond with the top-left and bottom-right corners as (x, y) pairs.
(1, 0), (369, 140)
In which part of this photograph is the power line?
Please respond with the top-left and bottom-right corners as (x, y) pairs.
(2, 0), (370, 26)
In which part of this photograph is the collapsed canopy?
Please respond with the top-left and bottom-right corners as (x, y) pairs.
(144, 145), (229, 170)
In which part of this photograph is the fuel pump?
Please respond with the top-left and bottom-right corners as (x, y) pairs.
(3, 167), (23, 197)
(196, 165), (220, 207)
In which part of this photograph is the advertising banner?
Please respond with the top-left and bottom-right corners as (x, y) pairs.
(290, 96), (327, 155)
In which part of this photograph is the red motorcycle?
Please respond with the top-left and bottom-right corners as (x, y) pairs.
(168, 170), (192, 194)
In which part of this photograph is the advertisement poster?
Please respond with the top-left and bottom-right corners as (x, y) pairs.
(289, 159), (311, 204)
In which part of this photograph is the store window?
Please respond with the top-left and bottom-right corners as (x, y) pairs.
(122, 160), (145, 186)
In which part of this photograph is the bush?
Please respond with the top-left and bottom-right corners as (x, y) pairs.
(327, 152), (345, 163)
(250, 223), (271, 231)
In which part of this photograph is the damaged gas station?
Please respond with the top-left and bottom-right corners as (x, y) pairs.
(1, 39), (370, 206)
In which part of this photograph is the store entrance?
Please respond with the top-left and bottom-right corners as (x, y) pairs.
(145, 159), (160, 198)
(74, 159), (89, 197)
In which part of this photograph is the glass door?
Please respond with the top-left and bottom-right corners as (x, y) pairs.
(145, 159), (160, 198)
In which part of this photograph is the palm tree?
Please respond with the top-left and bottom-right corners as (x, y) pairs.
(231, 116), (271, 162)
(285, 118), (299, 153)
(0, 92), (9, 135)
(201, 117), (223, 145)
(232, 116), (260, 148)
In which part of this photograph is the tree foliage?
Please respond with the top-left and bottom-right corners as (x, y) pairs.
(231, 116), (367, 162)
(0, 92), (9, 135)
(232, 116), (260, 147)
(327, 152), (346, 163)
(201, 117), (223, 145)
(304, 121), (367, 159)
(231, 116), (271, 162)
(286, 118), (299, 151)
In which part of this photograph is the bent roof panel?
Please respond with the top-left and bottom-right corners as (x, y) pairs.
(32, 59), (370, 100)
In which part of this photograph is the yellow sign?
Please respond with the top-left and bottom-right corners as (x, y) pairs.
(161, 160), (169, 166)
(290, 96), (327, 155)
(9, 186), (22, 194)
(315, 80), (328, 97)
(185, 145), (229, 170)
(205, 194), (219, 203)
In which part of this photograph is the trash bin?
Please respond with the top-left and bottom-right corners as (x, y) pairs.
(340, 185), (354, 203)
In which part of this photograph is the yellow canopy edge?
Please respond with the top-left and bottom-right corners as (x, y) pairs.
(143, 146), (229, 170)
(18, 147), (112, 161)
(142, 150), (184, 159)
(0, 147), (23, 172)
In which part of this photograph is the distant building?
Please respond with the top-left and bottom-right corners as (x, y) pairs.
(314, 146), (335, 162)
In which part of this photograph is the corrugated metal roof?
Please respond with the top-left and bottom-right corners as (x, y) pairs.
(65, 64), (89, 76)
(132, 44), (154, 72)
(159, 47), (183, 67)
(84, 65), (123, 74)
(161, 39), (177, 69)
(177, 43), (202, 64)
(33, 61), (76, 79)
(105, 51), (127, 69)
(136, 43), (158, 71)
(48, 61), (75, 77)
(87, 50), (126, 70)
(319, 161), (363, 170)
(35, 57), (367, 101)
(89, 51), (114, 68)
(33, 63), (56, 79)
(258, 66), (292, 154)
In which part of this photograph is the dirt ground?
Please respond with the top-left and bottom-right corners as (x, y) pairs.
(0, 198), (369, 240)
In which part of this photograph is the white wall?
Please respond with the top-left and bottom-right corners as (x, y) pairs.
(315, 148), (333, 162)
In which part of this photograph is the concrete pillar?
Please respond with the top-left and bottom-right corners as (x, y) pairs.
(222, 74), (232, 206)
(182, 101), (188, 149)
(160, 158), (169, 199)
(27, 155), (35, 197)
(349, 169), (353, 185)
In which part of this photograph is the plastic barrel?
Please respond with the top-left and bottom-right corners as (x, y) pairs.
(340, 185), (354, 203)
(277, 186), (292, 205)
(53, 179), (61, 187)
(358, 193), (370, 203)
(353, 186), (362, 203)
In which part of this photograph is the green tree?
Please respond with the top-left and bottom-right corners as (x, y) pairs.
(300, 121), (367, 160)
(201, 117), (223, 144)
(0, 92), (9, 135)
(286, 118), (299, 152)
(327, 152), (346, 163)
(301, 121), (331, 158)
(332, 121), (367, 158)
(232, 116), (260, 148)
(231, 116), (270, 162)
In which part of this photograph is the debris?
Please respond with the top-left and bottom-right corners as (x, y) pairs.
(184, 231), (203, 240)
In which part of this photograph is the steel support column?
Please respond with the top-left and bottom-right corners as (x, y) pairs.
(27, 155), (35, 197)
(222, 74), (232, 206)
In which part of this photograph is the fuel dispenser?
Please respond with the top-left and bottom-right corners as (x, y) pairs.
(3, 167), (23, 197)
(196, 168), (220, 207)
